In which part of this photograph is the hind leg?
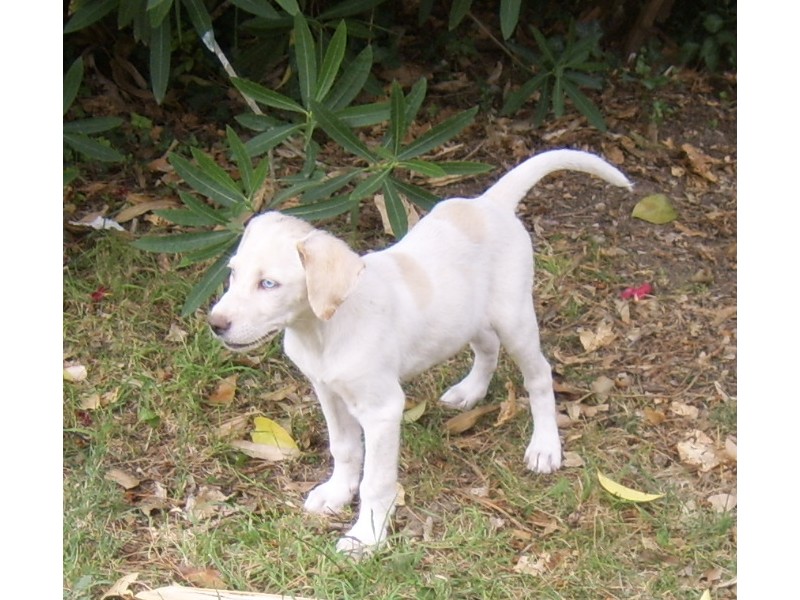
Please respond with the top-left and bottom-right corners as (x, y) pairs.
(494, 306), (562, 473)
(440, 325), (500, 410)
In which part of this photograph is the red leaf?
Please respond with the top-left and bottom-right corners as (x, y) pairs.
(90, 286), (110, 303)
(620, 283), (653, 300)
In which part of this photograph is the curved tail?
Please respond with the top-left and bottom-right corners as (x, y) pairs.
(481, 149), (633, 211)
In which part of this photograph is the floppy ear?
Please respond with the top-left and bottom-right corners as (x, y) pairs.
(296, 230), (365, 321)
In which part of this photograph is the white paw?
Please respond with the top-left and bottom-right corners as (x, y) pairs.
(335, 522), (386, 558)
(440, 382), (486, 410)
(524, 431), (563, 474)
(303, 480), (356, 515)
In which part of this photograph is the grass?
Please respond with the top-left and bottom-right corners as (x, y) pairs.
(64, 229), (736, 600)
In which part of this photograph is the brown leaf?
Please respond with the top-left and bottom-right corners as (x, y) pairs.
(444, 404), (499, 434)
(642, 407), (666, 426)
(495, 383), (520, 427)
(101, 572), (139, 599)
(207, 375), (237, 406)
(578, 321), (616, 353)
(105, 469), (141, 490)
(707, 492), (737, 513)
(676, 430), (721, 472)
(682, 143), (720, 182)
(184, 485), (231, 521)
(178, 566), (226, 589)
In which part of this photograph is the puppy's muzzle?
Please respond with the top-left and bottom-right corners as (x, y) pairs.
(207, 313), (278, 352)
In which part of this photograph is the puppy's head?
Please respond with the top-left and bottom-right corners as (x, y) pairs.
(208, 212), (364, 352)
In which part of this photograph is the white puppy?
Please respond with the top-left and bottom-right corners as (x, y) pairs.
(208, 149), (631, 555)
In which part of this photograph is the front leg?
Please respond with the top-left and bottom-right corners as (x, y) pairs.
(304, 384), (363, 515)
(335, 380), (405, 557)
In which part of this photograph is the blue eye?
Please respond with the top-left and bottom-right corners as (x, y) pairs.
(260, 279), (278, 290)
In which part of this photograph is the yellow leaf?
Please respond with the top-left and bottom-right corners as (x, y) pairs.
(632, 193), (678, 224)
(252, 416), (299, 451)
(403, 400), (427, 423)
(231, 439), (299, 461)
(699, 590), (711, 600)
(597, 470), (663, 503)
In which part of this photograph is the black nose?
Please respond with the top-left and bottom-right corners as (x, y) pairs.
(208, 314), (231, 336)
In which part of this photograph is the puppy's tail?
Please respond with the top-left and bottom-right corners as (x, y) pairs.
(481, 149), (633, 211)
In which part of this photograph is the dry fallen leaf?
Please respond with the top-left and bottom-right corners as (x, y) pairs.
(495, 383), (520, 427)
(165, 323), (189, 343)
(643, 407), (667, 426)
(632, 194), (678, 224)
(707, 492), (736, 513)
(563, 451), (585, 468)
(590, 375), (615, 400)
(669, 401), (700, 420)
(682, 143), (720, 182)
(373, 193), (420, 236)
(178, 566), (226, 590)
(676, 430), (721, 472)
(184, 485), (231, 521)
(443, 404), (499, 434)
(64, 364), (88, 382)
(578, 321), (616, 353)
(101, 572), (139, 600)
(207, 375), (237, 406)
(513, 553), (551, 576)
(105, 469), (141, 490)
(138, 481), (171, 516)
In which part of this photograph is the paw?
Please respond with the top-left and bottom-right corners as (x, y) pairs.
(440, 382), (486, 410)
(303, 480), (356, 515)
(524, 431), (563, 474)
(335, 522), (387, 558)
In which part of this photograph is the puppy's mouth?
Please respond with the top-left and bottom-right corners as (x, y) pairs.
(217, 330), (279, 353)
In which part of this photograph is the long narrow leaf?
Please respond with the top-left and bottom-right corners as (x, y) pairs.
(63, 117), (123, 135)
(562, 79), (607, 131)
(191, 147), (246, 201)
(531, 26), (556, 65)
(318, 0), (387, 20)
(64, 58), (84, 115)
(244, 123), (303, 157)
(399, 159), (446, 178)
(449, 0), (472, 30)
(226, 126), (256, 197)
(181, 246), (238, 317)
(273, 0), (300, 15)
(316, 20), (347, 102)
(154, 208), (219, 227)
(564, 70), (604, 89)
(64, 0), (117, 33)
(349, 169), (390, 201)
(293, 13), (317, 107)
(500, 0), (521, 40)
(301, 170), (361, 204)
(232, 78), (306, 114)
(181, 0), (213, 36)
(336, 102), (390, 127)
(500, 71), (548, 116)
(150, 17), (171, 104)
(381, 176), (408, 238)
(64, 133), (125, 162)
(169, 152), (245, 208)
(147, 0), (173, 27)
(552, 75), (565, 117)
(388, 81), (407, 155)
(433, 161), (493, 176)
(389, 176), (439, 211)
(397, 106), (478, 160)
(231, 0), (281, 18)
(282, 194), (360, 221)
(178, 191), (229, 225)
(132, 230), (236, 253)
(326, 45), (373, 111)
(311, 101), (376, 162)
(404, 78), (427, 125)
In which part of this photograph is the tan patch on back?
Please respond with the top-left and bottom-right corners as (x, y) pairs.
(390, 253), (432, 309)
(432, 201), (487, 243)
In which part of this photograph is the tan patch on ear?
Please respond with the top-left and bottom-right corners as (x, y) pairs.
(390, 253), (432, 309)
(432, 201), (487, 243)
(297, 232), (365, 321)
